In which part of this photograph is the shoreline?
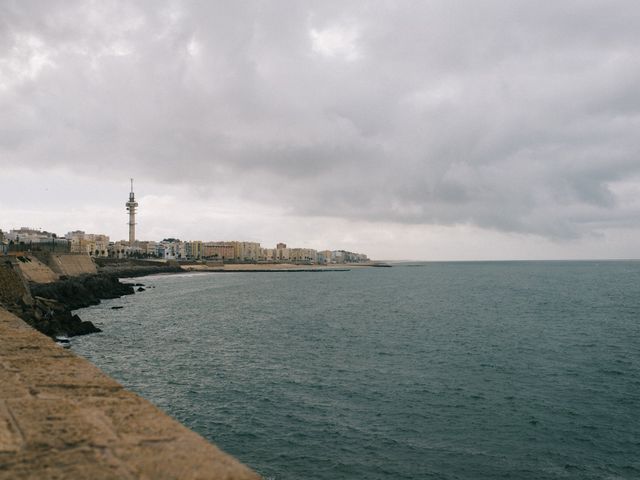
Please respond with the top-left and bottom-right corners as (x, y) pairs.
(3, 259), (389, 339)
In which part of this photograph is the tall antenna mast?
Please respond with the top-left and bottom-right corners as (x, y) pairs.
(126, 178), (138, 245)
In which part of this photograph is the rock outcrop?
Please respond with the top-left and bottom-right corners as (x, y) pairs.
(0, 259), (109, 337)
(1, 256), (185, 338)
(31, 274), (135, 311)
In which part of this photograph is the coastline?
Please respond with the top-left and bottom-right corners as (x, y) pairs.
(0, 257), (381, 477)
(2, 257), (388, 340)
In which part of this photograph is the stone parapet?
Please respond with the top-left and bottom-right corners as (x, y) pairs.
(0, 308), (260, 480)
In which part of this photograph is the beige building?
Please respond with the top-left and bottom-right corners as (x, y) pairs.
(275, 246), (290, 261)
(232, 241), (261, 262)
(318, 250), (333, 264)
(260, 248), (276, 261)
(188, 241), (203, 260)
(136, 241), (158, 256)
(289, 248), (317, 263)
(66, 231), (110, 257)
(203, 242), (235, 260)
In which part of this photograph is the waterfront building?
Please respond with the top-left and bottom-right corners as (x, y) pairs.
(66, 231), (110, 257)
(136, 241), (158, 257)
(203, 242), (235, 261)
(289, 248), (318, 264)
(232, 241), (261, 262)
(317, 250), (333, 264)
(187, 241), (203, 260)
(260, 248), (276, 262)
(108, 241), (125, 259)
(6, 227), (55, 243)
(5, 227), (70, 253)
(156, 239), (187, 260)
(275, 245), (290, 261)
(331, 250), (369, 263)
(176, 241), (187, 260)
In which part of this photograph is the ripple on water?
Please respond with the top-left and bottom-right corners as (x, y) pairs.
(73, 263), (640, 480)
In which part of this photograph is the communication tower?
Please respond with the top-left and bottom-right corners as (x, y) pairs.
(126, 178), (138, 245)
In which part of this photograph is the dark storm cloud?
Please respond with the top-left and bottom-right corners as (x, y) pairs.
(2, 0), (640, 238)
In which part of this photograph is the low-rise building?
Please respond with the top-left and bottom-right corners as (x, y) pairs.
(275, 246), (290, 261)
(289, 248), (317, 263)
(260, 248), (276, 262)
(66, 231), (110, 257)
(5, 227), (70, 253)
(331, 250), (369, 263)
(136, 241), (158, 257)
(317, 250), (333, 264)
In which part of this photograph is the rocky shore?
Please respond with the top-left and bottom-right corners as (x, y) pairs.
(0, 258), (183, 339)
(2, 256), (382, 338)
(4, 273), (134, 337)
(0, 257), (260, 479)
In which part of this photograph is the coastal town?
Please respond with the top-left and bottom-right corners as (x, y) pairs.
(0, 180), (370, 266)
(0, 227), (370, 266)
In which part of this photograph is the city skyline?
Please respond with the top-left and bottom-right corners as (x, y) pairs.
(1, 226), (370, 265)
(2, 2), (640, 261)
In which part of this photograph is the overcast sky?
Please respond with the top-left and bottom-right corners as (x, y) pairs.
(1, 1), (639, 260)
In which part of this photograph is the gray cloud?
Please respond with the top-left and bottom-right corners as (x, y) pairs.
(2, 0), (640, 240)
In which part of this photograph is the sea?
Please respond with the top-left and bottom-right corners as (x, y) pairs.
(73, 261), (640, 480)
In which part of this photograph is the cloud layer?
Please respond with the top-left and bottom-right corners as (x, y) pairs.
(2, 1), (640, 255)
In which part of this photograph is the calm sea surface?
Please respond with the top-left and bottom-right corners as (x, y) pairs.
(74, 262), (640, 479)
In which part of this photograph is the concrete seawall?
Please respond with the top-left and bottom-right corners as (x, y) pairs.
(11, 256), (59, 284)
(0, 308), (260, 479)
(46, 253), (98, 277)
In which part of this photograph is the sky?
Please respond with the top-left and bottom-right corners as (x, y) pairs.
(1, 0), (640, 260)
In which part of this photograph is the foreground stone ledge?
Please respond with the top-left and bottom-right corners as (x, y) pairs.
(0, 308), (260, 480)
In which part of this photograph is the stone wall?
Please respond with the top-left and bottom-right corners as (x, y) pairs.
(0, 308), (260, 480)
(0, 261), (31, 306)
(47, 254), (97, 277)
(12, 255), (59, 284)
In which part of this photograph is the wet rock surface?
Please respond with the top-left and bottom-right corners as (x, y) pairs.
(31, 274), (135, 311)
(2, 260), (183, 338)
(17, 274), (136, 337)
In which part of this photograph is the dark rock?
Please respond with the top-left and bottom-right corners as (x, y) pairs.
(31, 274), (135, 310)
(137, 287), (145, 292)
(111, 306), (124, 310)
(18, 302), (101, 337)
(24, 273), (133, 338)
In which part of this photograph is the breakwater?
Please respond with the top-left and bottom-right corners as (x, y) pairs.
(0, 307), (259, 479)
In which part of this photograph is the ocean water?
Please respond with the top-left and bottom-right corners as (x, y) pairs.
(73, 262), (640, 479)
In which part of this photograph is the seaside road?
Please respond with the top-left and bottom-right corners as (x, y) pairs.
(0, 307), (260, 480)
